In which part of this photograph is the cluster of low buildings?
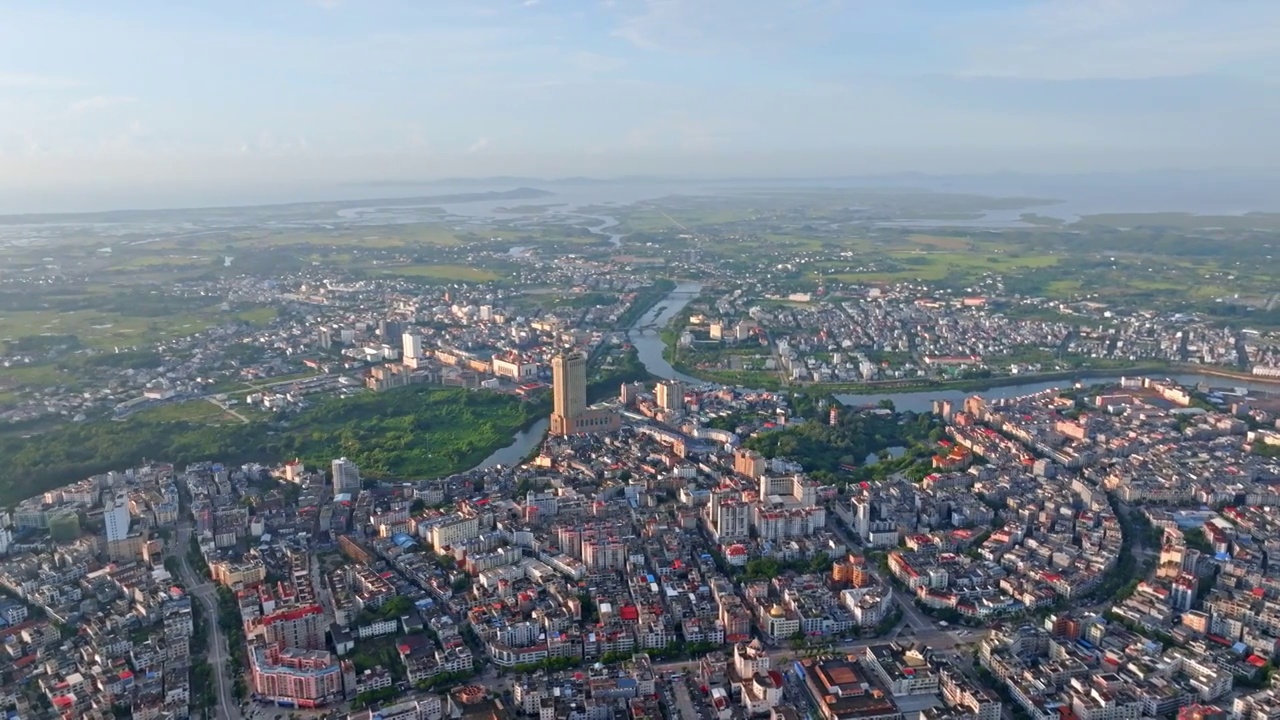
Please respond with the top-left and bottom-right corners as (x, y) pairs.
(675, 284), (1280, 382)
(0, 465), (194, 719)
(10, 354), (1280, 720)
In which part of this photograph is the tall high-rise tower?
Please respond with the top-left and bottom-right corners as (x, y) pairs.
(550, 351), (588, 436)
(655, 379), (683, 413)
(105, 493), (131, 543)
(331, 457), (361, 494)
(402, 332), (422, 360)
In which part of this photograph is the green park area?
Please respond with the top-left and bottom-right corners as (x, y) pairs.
(743, 400), (945, 486)
(0, 385), (546, 505)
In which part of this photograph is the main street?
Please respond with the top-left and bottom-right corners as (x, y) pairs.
(823, 515), (937, 634)
(176, 523), (244, 720)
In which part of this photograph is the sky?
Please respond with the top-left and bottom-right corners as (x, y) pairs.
(2, 0), (1279, 209)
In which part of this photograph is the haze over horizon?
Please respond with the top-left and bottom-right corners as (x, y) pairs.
(3, 0), (1280, 212)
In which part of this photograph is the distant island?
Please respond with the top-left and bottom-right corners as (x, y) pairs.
(0, 187), (556, 225)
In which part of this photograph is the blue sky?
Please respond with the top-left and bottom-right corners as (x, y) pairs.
(2, 0), (1279, 203)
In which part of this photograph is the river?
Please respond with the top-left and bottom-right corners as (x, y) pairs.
(472, 418), (550, 471)
(468, 278), (697, 472)
(627, 282), (705, 384)
(473, 284), (1275, 472)
(625, 285), (1279, 413)
(580, 215), (624, 246)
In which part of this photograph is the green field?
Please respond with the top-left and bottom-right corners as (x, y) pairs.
(0, 308), (213, 349)
(0, 363), (69, 389)
(377, 264), (500, 282)
(822, 250), (1060, 283)
(129, 400), (237, 424)
(104, 254), (212, 270)
(235, 306), (278, 325)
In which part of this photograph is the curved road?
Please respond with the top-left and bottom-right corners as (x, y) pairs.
(177, 524), (243, 720)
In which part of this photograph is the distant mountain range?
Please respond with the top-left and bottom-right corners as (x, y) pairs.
(345, 171), (1280, 215)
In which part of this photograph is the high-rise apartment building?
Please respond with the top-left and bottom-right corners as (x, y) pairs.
(707, 489), (750, 542)
(655, 380), (683, 414)
(250, 644), (353, 707)
(402, 332), (422, 360)
(378, 319), (402, 341)
(262, 603), (327, 651)
(550, 350), (618, 436)
(733, 448), (766, 480)
(104, 493), (131, 543)
(332, 458), (361, 494)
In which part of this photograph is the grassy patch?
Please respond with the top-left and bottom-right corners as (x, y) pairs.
(821, 250), (1060, 284)
(378, 264), (500, 282)
(0, 309), (213, 349)
(0, 363), (70, 389)
(236, 306), (278, 326)
(106, 253), (212, 270)
(1045, 279), (1083, 296)
(130, 400), (235, 424)
(905, 234), (975, 250)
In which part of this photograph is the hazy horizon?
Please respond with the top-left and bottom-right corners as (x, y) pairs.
(4, 1), (1280, 212)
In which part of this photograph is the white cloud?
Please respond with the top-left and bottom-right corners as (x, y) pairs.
(69, 95), (136, 113)
(523, 0), (541, 6)
(466, 137), (491, 154)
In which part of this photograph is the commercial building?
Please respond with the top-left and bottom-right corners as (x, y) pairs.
(492, 354), (538, 382)
(549, 351), (618, 436)
(249, 645), (354, 708)
(796, 657), (902, 720)
(862, 644), (939, 697)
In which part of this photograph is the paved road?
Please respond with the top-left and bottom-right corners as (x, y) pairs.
(177, 524), (243, 720)
(671, 679), (699, 720)
(823, 519), (934, 632)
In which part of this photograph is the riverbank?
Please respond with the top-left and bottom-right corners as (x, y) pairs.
(469, 280), (680, 475)
(821, 365), (1177, 399)
(668, 353), (1280, 399)
(664, 355), (1178, 395)
(1168, 364), (1280, 386)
